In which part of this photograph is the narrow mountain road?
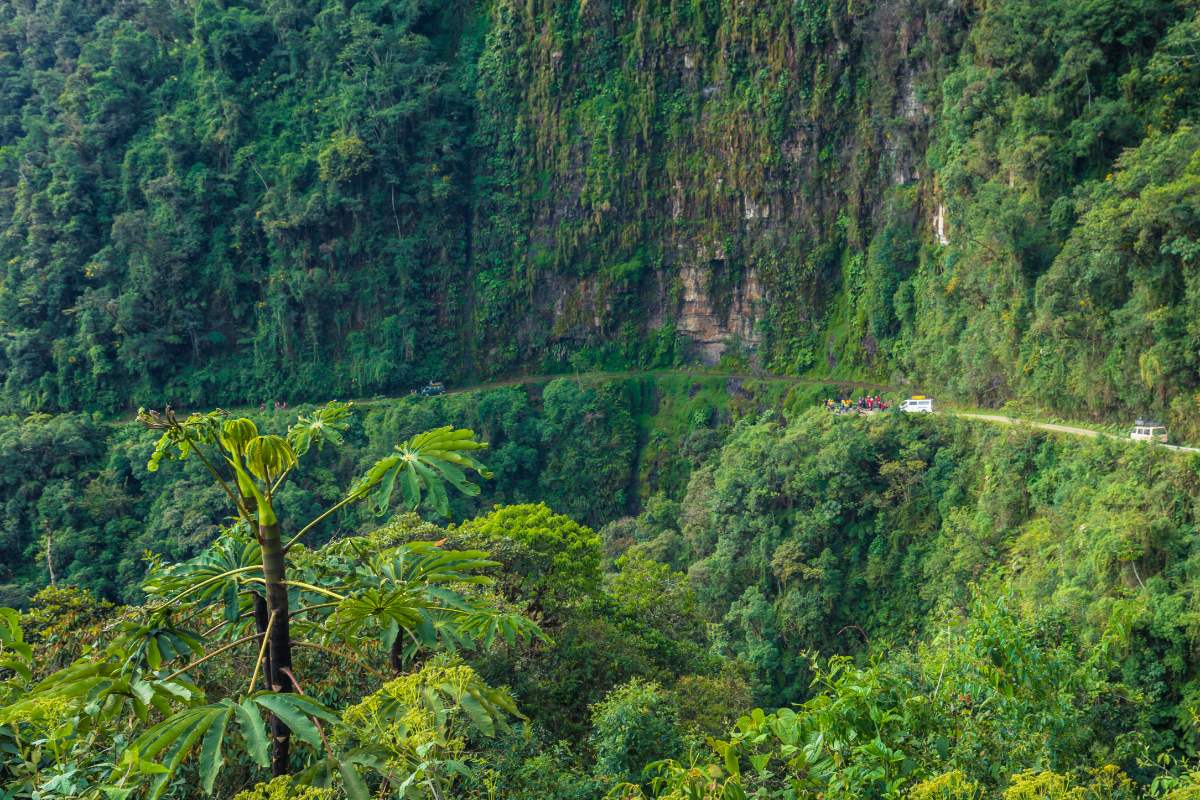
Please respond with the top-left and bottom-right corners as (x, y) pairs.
(425, 371), (1200, 455)
(953, 412), (1200, 454)
(339, 368), (892, 409)
(130, 368), (892, 421)
(159, 368), (1200, 455)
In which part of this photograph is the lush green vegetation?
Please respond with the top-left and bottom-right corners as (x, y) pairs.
(5, 0), (1200, 796)
(7, 391), (1200, 798)
(1, 0), (1198, 437)
(0, 373), (813, 603)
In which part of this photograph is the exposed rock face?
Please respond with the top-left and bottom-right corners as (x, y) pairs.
(539, 256), (763, 365)
(934, 202), (949, 245)
(676, 265), (763, 363)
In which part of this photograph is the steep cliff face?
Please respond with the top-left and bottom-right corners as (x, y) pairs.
(470, 0), (962, 368)
(468, 0), (1200, 437)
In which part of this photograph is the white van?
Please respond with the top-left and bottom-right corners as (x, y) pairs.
(901, 396), (934, 413)
(1130, 419), (1168, 443)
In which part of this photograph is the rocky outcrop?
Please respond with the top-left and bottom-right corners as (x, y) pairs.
(676, 265), (763, 363)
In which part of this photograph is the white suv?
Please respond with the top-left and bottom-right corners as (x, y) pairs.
(901, 397), (934, 413)
(1130, 419), (1168, 442)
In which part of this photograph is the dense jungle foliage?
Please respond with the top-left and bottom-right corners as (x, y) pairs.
(5, 0), (1200, 796)
(0, 373), (767, 603)
(0, 0), (1197, 434)
(5, 387), (1200, 799)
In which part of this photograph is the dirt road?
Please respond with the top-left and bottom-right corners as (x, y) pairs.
(145, 369), (1200, 455)
(954, 412), (1200, 454)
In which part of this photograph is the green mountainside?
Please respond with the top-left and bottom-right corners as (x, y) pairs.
(1, 0), (1198, 433)
(4, 1), (1200, 798)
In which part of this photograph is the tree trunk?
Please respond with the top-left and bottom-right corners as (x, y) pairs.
(253, 592), (271, 685)
(260, 520), (294, 776)
(390, 632), (404, 674)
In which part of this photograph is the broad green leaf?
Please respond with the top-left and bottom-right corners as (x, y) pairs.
(400, 463), (422, 511)
(373, 456), (402, 515)
(148, 726), (204, 800)
(338, 760), (371, 800)
(155, 633), (178, 664)
(198, 707), (232, 795)
(457, 690), (494, 736)
(351, 427), (490, 518)
(101, 788), (137, 800)
(254, 694), (336, 749)
(233, 700), (270, 768)
(289, 402), (353, 456)
(413, 461), (448, 516)
(223, 582), (240, 624)
(244, 435), (297, 483)
(142, 707), (225, 800)
(220, 419), (258, 457)
(146, 637), (162, 671)
(274, 693), (341, 725)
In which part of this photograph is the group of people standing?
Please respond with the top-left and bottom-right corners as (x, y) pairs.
(824, 395), (888, 414)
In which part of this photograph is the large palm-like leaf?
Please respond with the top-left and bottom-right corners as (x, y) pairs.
(369, 541), (499, 586)
(121, 621), (205, 673)
(451, 607), (548, 650)
(123, 693), (339, 799)
(314, 541), (545, 658)
(143, 533), (262, 598)
(332, 586), (430, 639)
(288, 401), (354, 456)
(350, 427), (492, 517)
(142, 533), (263, 628)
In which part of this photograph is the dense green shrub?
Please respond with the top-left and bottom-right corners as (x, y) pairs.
(451, 503), (603, 616)
(589, 678), (684, 785)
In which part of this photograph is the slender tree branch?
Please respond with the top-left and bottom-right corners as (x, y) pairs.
(148, 566), (263, 613)
(932, 643), (948, 698)
(282, 581), (346, 601)
(280, 666), (303, 694)
(283, 492), (362, 553)
(162, 633), (261, 682)
(269, 466), (293, 498)
(248, 157), (271, 194)
(836, 624), (870, 646)
(247, 611), (276, 694)
(242, 578), (346, 601)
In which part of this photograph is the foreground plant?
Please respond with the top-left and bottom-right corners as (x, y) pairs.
(0, 403), (542, 799)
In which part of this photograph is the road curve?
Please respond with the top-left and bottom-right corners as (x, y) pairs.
(141, 368), (1200, 455)
(431, 377), (1200, 455)
(953, 412), (1200, 454)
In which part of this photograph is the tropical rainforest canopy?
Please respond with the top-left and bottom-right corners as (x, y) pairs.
(2, 0), (1200, 798)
